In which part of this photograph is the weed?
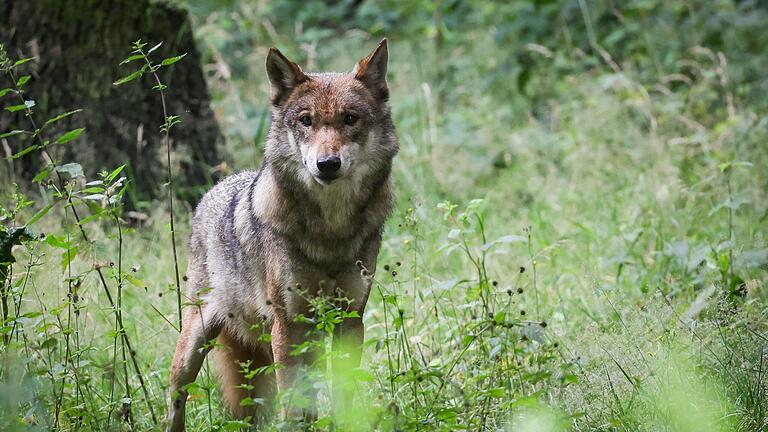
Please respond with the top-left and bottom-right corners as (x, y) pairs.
(1, 2), (768, 430)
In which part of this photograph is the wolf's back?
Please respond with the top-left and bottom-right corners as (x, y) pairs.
(187, 171), (258, 284)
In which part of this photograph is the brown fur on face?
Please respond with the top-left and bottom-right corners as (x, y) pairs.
(284, 76), (377, 159)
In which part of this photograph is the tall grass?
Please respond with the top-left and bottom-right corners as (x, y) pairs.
(1, 1), (767, 431)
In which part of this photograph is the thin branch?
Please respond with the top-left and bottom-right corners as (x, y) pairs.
(140, 48), (183, 332)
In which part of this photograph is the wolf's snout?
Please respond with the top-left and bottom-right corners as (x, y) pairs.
(317, 156), (341, 175)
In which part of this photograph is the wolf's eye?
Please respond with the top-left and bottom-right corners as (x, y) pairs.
(299, 115), (312, 127)
(343, 114), (358, 126)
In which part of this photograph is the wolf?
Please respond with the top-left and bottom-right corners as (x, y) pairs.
(164, 39), (398, 431)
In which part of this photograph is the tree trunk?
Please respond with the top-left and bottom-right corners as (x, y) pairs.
(0, 0), (222, 206)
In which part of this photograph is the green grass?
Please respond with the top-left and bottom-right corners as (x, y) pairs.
(2, 1), (768, 431)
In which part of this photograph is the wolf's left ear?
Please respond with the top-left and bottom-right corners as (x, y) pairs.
(266, 48), (308, 106)
(353, 38), (389, 101)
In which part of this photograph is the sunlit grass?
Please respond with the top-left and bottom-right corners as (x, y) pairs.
(1, 2), (767, 431)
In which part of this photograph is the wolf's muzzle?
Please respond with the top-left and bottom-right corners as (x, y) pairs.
(316, 156), (341, 179)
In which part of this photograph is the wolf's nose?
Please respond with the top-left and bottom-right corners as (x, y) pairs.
(317, 156), (341, 174)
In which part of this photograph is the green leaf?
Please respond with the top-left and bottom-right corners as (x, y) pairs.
(32, 166), (52, 183)
(5, 103), (28, 112)
(113, 70), (143, 86)
(147, 42), (163, 54)
(382, 294), (398, 306)
(9, 144), (40, 159)
(44, 109), (82, 126)
(20, 311), (42, 319)
(26, 203), (54, 226)
(510, 394), (540, 408)
(45, 234), (70, 249)
(160, 53), (186, 66)
(561, 374), (580, 385)
(238, 397), (261, 407)
(486, 387), (505, 398)
(708, 196), (751, 216)
(39, 338), (57, 350)
(81, 194), (104, 201)
(221, 420), (251, 431)
(79, 186), (105, 194)
(131, 39), (147, 52)
(462, 334), (476, 346)
(732, 161), (754, 169)
(13, 58), (35, 67)
(160, 115), (182, 132)
(16, 75), (31, 87)
(56, 162), (84, 178)
(55, 128), (85, 145)
(523, 370), (552, 384)
(61, 246), (78, 272)
(481, 234), (528, 251)
(0, 129), (26, 138)
(435, 408), (458, 422)
(119, 54), (144, 65)
(0, 88), (13, 97)
(496, 235), (527, 243)
(112, 183), (129, 204)
(391, 315), (403, 328)
(124, 274), (146, 289)
(105, 164), (126, 182)
(493, 311), (506, 323)
(76, 211), (103, 227)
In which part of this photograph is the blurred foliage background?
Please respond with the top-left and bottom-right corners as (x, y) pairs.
(179, 0), (768, 170)
(1, 0), (767, 430)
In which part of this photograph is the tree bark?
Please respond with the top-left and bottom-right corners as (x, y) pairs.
(0, 0), (222, 206)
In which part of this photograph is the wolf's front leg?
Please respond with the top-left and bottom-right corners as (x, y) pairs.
(331, 315), (364, 411)
(270, 314), (317, 421)
(331, 271), (369, 412)
(270, 316), (298, 390)
(165, 306), (222, 432)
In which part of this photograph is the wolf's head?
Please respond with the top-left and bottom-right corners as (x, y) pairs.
(263, 39), (398, 190)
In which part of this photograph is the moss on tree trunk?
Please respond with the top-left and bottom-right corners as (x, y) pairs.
(0, 0), (222, 206)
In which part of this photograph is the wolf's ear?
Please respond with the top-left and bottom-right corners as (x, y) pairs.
(353, 38), (389, 101)
(266, 48), (308, 106)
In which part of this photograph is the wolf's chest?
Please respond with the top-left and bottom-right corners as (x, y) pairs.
(307, 185), (360, 235)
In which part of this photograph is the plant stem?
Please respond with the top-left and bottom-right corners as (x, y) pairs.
(526, 226), (539, 319)
(5, 66), (158, 426)
(116, 216), (135, 426)
(142, 51), (183, 332)
(726, 167), (734, 287)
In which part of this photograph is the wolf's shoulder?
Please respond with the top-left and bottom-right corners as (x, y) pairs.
(209, 171), (259, 196)
(193, 171), (259, 220)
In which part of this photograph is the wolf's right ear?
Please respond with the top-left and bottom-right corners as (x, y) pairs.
(266, 48), (308, 106)
(353, 38), (389, 101)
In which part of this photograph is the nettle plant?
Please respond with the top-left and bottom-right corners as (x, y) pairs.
(355, 200), (577, 430)
(114, 39), (186, 331)
(0, 39), (185, 430)
(0, 42), (148, 430)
